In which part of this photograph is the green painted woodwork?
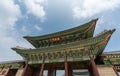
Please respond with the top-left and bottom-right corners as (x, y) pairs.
(103, 59), (111, 65)
(0, 63), (23, 69)
(103, 57), (120, 65)
(11, 18), (115, 64)
(102, 51), (120, 66)
(116, 58), (120, 64)
(13, 29), (114, 54)
(12, 29), (115, 64)
(24, 19), (98, 48)
(0, 64), (4, 68)
(103, 57), (120, 71)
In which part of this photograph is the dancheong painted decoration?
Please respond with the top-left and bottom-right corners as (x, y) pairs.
(0, 19), (119, 76)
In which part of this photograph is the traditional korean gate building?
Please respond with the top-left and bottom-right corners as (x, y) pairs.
(0, 19), (119, 76)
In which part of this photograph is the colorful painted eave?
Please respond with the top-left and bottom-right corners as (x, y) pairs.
(12, 29), (115, 64)
(0, 62), (24, 69)
(23, 19), (98, 48)
(101, 50), (120, 65)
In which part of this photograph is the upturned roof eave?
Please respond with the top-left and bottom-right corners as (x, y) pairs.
(12, 29), (115, 56)
(23, 18), (98, 48)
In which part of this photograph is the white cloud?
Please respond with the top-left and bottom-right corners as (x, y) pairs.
(73, 0), (120, 19)
(24, 0), (46, 21)
(21, 25), (30, 34)
(0, 0), (21, 30)
(0, 0), (22, 39)
(34, 25), (42, 31)
(0, 0), (32, 62)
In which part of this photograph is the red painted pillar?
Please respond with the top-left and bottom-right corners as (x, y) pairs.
(48, 67), (56, 76)
(48, 67), (52, 76)
(22, 64), (33, 76)
(89, 57), (99, 76)
(39, 63), (45, 76)
(65, 57), (69, 76)
(22, 64), (28, 76)
(53, 69), (56, 76)
(68, 67), (73, 76)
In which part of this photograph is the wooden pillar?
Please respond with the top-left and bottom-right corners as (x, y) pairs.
(22, 64), (33, 76)
(48, 67), (52, 76)
(113, 66), (119, 76)
(89, 57), (99, 76)
(33, 68), (39, 76)
(68, 67), (73, 76)
(47, 67), (56, 76)
(65, 57), (69, 76)
(39, 63), (45, 76)
(22, 64), (28, 76)
(53, 69), (56, 76)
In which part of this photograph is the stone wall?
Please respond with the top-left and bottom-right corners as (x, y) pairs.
(97, 65), (117, 76)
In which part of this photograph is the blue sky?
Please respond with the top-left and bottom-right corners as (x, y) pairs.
(0, 0), (120, 62)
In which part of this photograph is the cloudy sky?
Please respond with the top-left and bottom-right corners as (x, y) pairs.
(0, 0), (120, 62)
